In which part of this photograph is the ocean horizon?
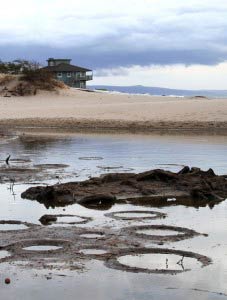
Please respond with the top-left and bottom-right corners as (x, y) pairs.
(89, 84), (227, 98)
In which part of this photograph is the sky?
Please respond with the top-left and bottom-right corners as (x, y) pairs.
(0, 0), (227, 89)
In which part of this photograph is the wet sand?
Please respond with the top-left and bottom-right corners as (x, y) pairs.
(0, 89), (227, 134)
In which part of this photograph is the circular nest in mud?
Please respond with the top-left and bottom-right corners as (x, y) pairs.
(0, 220), (39, 231)
(39, 214), (92, 226)
(5, 239), (71, 255)
(105, 210), (167, 221)
(105, 248), (212, 274)
(121, 225), (203, 243)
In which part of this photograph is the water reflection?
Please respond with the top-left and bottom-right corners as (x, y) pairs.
(1, 133), (227, 180)
(118, 253), (199, 272)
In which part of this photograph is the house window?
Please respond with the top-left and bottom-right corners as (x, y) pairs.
(77, 72), (84, 78)
(57, 72), (62, 78)
(67, 72), (71, 77)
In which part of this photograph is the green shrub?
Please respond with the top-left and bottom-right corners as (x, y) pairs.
(21, 68), (53, 83)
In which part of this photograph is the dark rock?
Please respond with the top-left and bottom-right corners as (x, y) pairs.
(190, 167), (201, 174)
(21, 167), (227, 208)
(190, 187), (223, 201)
(137, 169), (177, 182)
(190, 188), (209, 200)
(21, 185), (74, 208)
(39, 215), (57, 225)
(77, 194), (116, 205)
(120, 179), (135, 186)
(101, 173), (135, 183)
(205, 168), (216, 176)
(140, 188), (153, 196)
(178, 166), (190, 175)
(77, 194), (116, 210)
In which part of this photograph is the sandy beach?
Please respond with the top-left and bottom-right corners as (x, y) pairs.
(0, 89), (227, 134)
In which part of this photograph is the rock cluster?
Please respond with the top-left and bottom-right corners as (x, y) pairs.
(21, 167), (227, 208)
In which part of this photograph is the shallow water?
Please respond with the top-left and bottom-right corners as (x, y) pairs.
(118, 253), (200, 271)
(79, 249), (107, 255)
(0, 133), (227, 299)
(114, 212), (157, 218)
(55, 216), (85, 223)
(136, 229), (183, 236)
(1, 133), (227, 180)
(0, 224), (28, 231)
(80, 233), (104, 239)
(23, 246), (62, 251)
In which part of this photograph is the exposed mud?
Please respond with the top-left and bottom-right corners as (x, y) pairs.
(0, 217), (211, 274)
(121, 224), (205, 243)
(105, 210), (167, 221)
(21, 167), (227, 208)
(0, 161), (71, 183)
(33, 164), (69, 169)
(39, 214), (92, 226)
(5, 239), (71, 255)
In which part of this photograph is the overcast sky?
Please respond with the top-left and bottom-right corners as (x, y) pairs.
(0, 0), (227, 89)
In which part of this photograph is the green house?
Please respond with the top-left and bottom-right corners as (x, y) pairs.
(43, 58), (93, 88)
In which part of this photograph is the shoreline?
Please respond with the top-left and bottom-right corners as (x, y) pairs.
(1, 118), (227, 135)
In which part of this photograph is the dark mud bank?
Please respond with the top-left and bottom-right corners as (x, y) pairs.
(21, 167), (227, 208)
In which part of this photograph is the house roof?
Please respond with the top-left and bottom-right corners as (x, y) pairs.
(43, 63), (92, 72)
(47, 58), (71, 61)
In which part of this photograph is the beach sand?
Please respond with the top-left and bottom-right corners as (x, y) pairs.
(0, 89), (227, 134)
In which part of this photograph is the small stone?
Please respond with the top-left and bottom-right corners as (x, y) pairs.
(5, 278), (10, 284)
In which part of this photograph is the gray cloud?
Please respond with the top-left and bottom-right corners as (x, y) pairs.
(0, 2), (227, 71)
(0, 41), (226, 71)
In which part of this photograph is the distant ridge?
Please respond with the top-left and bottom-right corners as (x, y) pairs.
(89, 85), (227, 98)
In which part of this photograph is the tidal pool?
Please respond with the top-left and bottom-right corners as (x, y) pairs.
(118, 253), (200, 272)
(23, 246), (62, 251)
(0, 132), (227, 299)
(116, 212), (158, 218)
(80, 233), (104, 239)
(55, 216), (86, 223)
(79, 249), (107, 255)
(136, 229), (183, 236)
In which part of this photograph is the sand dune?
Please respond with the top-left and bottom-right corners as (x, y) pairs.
(0, 89), (227, 134)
